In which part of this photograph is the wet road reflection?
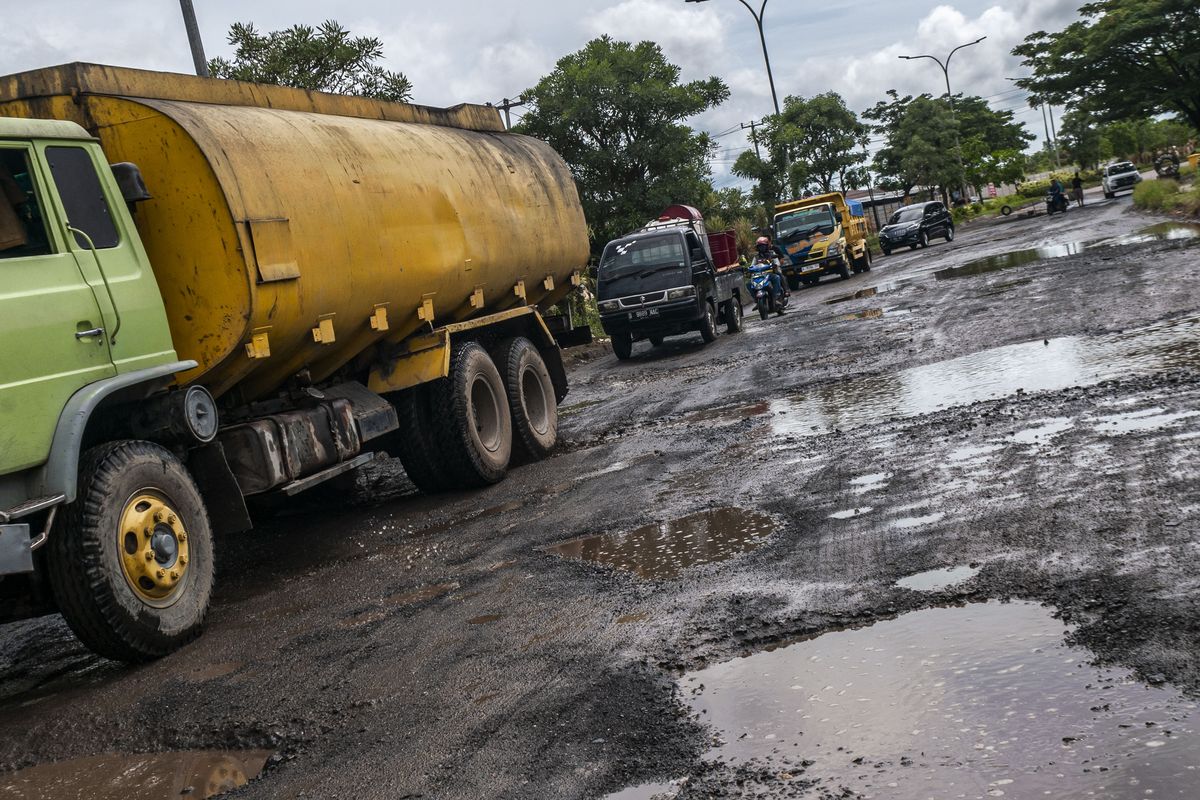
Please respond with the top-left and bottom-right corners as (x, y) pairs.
(770, 314), (1200, 438)
(0, 749), (273, 799)
(682, 602), (1199, 798)
(548, 508), (776, 580)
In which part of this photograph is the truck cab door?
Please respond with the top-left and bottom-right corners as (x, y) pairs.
(0, 143), (115, 475)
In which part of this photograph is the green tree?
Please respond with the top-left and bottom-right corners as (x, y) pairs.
(209, 20), (413, 101)
(732, 144), (785, 221)
(1013, 0), (1200, 130)
(515, 36), (729, 251)
(1057, 108), (1105, 168)
(863, 90), (922, 196)
(772, 92), (869, 194)
(894, 97), (961, 199)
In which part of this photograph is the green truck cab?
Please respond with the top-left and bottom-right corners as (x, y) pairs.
(0, 119), (207, 658)
(772, 192), (873, 289)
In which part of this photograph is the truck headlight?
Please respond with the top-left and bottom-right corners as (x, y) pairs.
(827, 243), (841, 257)
(598, 300), (620, 313)
(666, 286), (696, 300)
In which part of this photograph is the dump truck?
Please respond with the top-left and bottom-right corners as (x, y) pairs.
(0, 63), (590, 661)
(771, 192), (872, 288)
(596, 205), (744, 359)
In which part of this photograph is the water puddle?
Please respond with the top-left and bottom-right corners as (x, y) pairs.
(616, 612), (651, 624)
(387, 582), (458, 606)
(681, 601), (1199, 798)
(850, 473), (891, 495)
(1009, 416), (1075, 444)
(896, 565), (981, 591)
(891, 512), (945, 530)
(768, 315), (1200, 439)
(829, 506), (873, 520)
(467, 614), (502, 625)
(0, 749), (273, 799)
(936, 222), (1200, 280)
(1093, 407), (1200, 435)
(685, 402), (770, 425)
(825, 283), (904, 305)
(547, 508), (776, 580)
(603, 779), (683, 799)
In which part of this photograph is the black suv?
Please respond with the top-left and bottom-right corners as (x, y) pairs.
(878, 201), (954, 255)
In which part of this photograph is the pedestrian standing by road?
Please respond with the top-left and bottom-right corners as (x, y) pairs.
(1071, 172), (1084, 208)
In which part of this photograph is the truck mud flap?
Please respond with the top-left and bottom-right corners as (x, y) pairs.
(556, 325), (594, 348)
(189, 442), (253, 535)
(0, 523), (33, 575)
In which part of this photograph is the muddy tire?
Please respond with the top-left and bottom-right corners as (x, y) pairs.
(725, 298), (744, 333)
(919, 231), (930, 248)
(945, 226), (955, 243)
(757, 297), (769, 320)
(786, 275), (801, 291)
(612, 331), (633, 360)
(648, 335), (664, 347)
(699, 300), (720, 343)
(386, 385), (456, 493)
(47, 441), (213, 662)
(862, 247), (873, 271)
(838, 259), (852, 280)
(494, 337), (557, 460)
(429, 341), (512, 487)
(881, 245), (891, 256)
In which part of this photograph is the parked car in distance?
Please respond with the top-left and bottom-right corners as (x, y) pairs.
(877, 201), (954, 255)
(1101, 161), (1142, 199)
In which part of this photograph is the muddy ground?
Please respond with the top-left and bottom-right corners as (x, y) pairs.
(2, 192), (1200, 799)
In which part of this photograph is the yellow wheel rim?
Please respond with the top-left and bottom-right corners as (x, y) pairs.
(118, 492), (190, 605)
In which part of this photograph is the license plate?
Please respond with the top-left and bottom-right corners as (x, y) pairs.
(632, 308), (659, 319)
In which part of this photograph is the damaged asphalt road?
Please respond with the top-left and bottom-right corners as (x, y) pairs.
(2, 194), (1200, 799)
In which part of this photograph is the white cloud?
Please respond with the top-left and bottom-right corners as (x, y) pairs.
(582, 0), (727, 80)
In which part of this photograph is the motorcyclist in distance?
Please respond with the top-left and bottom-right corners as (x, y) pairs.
(753, 235), (788, 309)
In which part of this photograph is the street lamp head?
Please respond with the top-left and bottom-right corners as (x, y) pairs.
(684, 0), (710, 3)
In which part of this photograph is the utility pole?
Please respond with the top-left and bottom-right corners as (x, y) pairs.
(495, 97), (527, 130)
(741, 120), (763, 160)
(1046, 104), (1061, 168)
(863, 143), (881, 231)
(1040, 103), (1059, 168)
(178, 0), (209, 77)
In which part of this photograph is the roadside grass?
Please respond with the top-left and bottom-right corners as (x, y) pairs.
(1134, 178), (1200, 216)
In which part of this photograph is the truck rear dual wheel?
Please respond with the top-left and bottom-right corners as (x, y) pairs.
(493, 337), (558, 460)
(428, 341), (513, 488)
(388, 384), (457, 493)
(47, 441), (213, 662)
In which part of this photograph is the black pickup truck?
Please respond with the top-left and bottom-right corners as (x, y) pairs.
(596, 207), (745, 360)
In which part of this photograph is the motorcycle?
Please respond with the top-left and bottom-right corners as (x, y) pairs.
(1045, 190), (1069, 215)
(745, 257), (789, 320)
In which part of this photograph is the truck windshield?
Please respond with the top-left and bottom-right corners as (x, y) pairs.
(775, 205), (836, 242)
(1109, 162), (1137, 175)
(597, 236), (688, 299)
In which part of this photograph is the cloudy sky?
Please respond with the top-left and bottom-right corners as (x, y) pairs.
(1, 0), (1082, 188)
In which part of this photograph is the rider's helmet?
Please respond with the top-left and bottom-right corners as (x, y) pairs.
(755, 236), (770, 254)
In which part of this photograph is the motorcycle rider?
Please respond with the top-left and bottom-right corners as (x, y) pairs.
(1049, 177), (1067, 213)
(753, 235), (788, 308)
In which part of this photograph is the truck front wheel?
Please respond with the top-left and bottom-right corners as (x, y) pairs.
(47, 441), (213, 662)
(612, 331), (633, 360)
(494, 337), (558, 460)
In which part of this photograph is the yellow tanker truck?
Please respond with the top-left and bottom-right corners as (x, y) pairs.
(0, 63), (589, 660)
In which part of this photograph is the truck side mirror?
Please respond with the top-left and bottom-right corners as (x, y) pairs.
(690, 248), (706, 265)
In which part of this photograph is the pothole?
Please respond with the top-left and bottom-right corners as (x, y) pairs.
(767, 315), (1200, 439)
(934, 222), (1200, 280)
(0, 749), (273, 799)
(546, 508), (776, 580)
(675, 601), (1198, 798)
(896, 565), (981, 591)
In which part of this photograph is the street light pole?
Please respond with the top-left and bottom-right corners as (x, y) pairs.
(899, 36), (986, 203)
(685, 0), (779, 115)
(178, 0), (209, 78)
